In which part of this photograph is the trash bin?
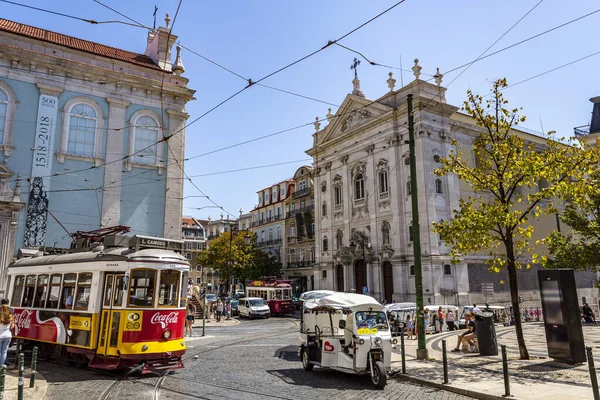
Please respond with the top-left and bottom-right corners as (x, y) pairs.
(474, 311), (498, 356)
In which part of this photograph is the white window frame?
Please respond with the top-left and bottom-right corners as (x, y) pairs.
(354, 173), (365, 201)
(435, 178), (444, 194)
(126, 109), (165, 174)
(0, 81), (17, 156)
(272, 188), (278, 202)
(58, 97), (105, 166)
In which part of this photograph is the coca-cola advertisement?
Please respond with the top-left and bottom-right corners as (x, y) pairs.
(121, 310), (185, 342)
(13, 308), (92, 347)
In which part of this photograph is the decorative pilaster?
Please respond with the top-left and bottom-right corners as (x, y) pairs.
(164, 109), (189, 239)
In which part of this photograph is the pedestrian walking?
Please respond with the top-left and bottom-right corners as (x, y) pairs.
(185, 301), (196, 337)
(438, 306), (445, 333)
(216, 299), (224, 322)
(424, 309), (431, 334)
(0, 304), (13, 367)
(446, 309), (456, 331)
(406, 315), (414, 339)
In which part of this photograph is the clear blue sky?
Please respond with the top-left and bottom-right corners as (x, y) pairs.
(3, 0), (599, 222)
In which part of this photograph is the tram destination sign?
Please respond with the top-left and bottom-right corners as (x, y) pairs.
(131, 236), (184, 252)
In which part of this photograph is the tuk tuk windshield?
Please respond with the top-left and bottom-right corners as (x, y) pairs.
(355, 311), (389, 332)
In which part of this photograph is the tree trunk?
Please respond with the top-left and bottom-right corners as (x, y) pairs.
(506, 235), (530, 360)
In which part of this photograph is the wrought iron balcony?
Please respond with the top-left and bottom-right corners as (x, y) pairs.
(574, 124), (591, 137)
(292, 187), (313, 199)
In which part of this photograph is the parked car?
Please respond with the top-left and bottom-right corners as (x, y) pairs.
(205, 293), (217, 303)
(238, 297), (270, 319)
(230, 299), (239, 316)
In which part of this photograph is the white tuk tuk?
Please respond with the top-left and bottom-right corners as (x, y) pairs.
(298, 292), (396, 389)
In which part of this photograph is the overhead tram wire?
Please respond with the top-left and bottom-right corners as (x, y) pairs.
(184, 7), (600, 164)
(0, 0), (147, 28)
(8, 0), (412, 185)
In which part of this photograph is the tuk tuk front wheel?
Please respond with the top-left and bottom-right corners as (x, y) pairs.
(370, 360), (386, 389)
(302, 346), (314, 371)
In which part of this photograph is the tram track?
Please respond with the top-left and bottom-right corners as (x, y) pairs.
(98, 316), (299, 400)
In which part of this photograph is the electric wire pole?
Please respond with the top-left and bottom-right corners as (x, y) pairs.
(408, 94), (428, 360)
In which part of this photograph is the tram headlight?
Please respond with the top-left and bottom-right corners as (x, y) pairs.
(163, 329), (171, 340)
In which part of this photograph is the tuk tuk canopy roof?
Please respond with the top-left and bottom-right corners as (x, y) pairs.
(304, 292), (382, 312)
(299, 290), (337, 301)
(384, 303), (459, 313)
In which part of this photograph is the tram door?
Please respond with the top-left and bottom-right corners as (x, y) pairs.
(98, 273), (125, 356)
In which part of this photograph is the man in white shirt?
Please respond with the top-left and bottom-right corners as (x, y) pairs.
(472, 304), (481, 314)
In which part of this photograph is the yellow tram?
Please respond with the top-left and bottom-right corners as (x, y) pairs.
(6, 234), (190, 372)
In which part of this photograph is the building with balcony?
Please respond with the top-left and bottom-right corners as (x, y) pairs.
(0, 16), (194, 292)
(283, 166), (315, 294)
(182, 216), (207, 285)
(250, 180), (293, 260)
(306, 62), (599, 307)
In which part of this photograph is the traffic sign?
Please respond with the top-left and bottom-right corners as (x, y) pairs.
(362, 286), (368, 294)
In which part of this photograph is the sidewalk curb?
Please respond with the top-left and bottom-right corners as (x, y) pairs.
(393, 371), (503, 400)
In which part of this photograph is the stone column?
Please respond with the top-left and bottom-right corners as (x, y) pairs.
(366, 260), (373, 296)
(164, 110), (189, 239)
(101, 98), (130, 227)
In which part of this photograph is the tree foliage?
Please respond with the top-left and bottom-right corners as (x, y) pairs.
(432, 79), (594, 359)
(196, 231), (282, 285)
(543, 153), (600, 271)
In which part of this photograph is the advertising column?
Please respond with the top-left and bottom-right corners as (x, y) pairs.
(23, 84), (62, 247)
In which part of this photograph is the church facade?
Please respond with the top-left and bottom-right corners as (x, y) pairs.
(307, 61), (599, 308)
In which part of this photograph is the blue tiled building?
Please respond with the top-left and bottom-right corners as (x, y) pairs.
(0, 16), (194, 290)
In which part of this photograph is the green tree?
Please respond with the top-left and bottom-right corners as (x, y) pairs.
(432, 79), (593, 360)
(196, 231), (282, 288)
(543, 155), (600, 272)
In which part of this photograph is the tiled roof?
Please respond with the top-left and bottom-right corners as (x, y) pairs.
(0, 18), (161, 71)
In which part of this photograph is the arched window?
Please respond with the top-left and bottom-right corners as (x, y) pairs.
(382, 222), (390, 245)
(276, 226), (281, 239)
(336, 230), (343, 249)
(58, 97), (104, 165)
(435, 178), (443, 194)
(322, 236), (329, 252)
(322, 202), (327, 217)
(0, 82), (17, 156)
(379, 171), (388, 194)
(133, 115), (159, 165)
(68, 103), (96, 157)
(126, 110), (164, 174)
(406, 180), (412, 196)
(355, 173), (365, 200)
(290, 224), (295, 238)
(0, 88), (7, 147)
(444, 264), (452, 275)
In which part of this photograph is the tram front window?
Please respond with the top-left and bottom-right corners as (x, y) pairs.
(128, 269), (156, 307)
(159, 270), (181, 307)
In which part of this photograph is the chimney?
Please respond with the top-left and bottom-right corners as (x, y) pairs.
(144, 14), (178, 72)
(590, 96), (600, 135)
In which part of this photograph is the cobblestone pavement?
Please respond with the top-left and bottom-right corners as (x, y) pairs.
(35, 313), (471, 399)
(411, 322), (600, 386)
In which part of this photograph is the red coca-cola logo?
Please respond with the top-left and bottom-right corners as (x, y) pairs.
(14, 310), (33, 329)
(324, 341), (335, 352)
(150, 312), (179, 329)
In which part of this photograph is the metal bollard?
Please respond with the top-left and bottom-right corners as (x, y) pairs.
(30, 346), (38, 388)
(17, 353), (23, 400)
(14, 341), (20, 370)
(587, 346), (600, 400)
(400, 329), (406, 374)
(501, 345), (512, 397)
(0, 365), (6, 400)
(442, 339), (448, 384)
